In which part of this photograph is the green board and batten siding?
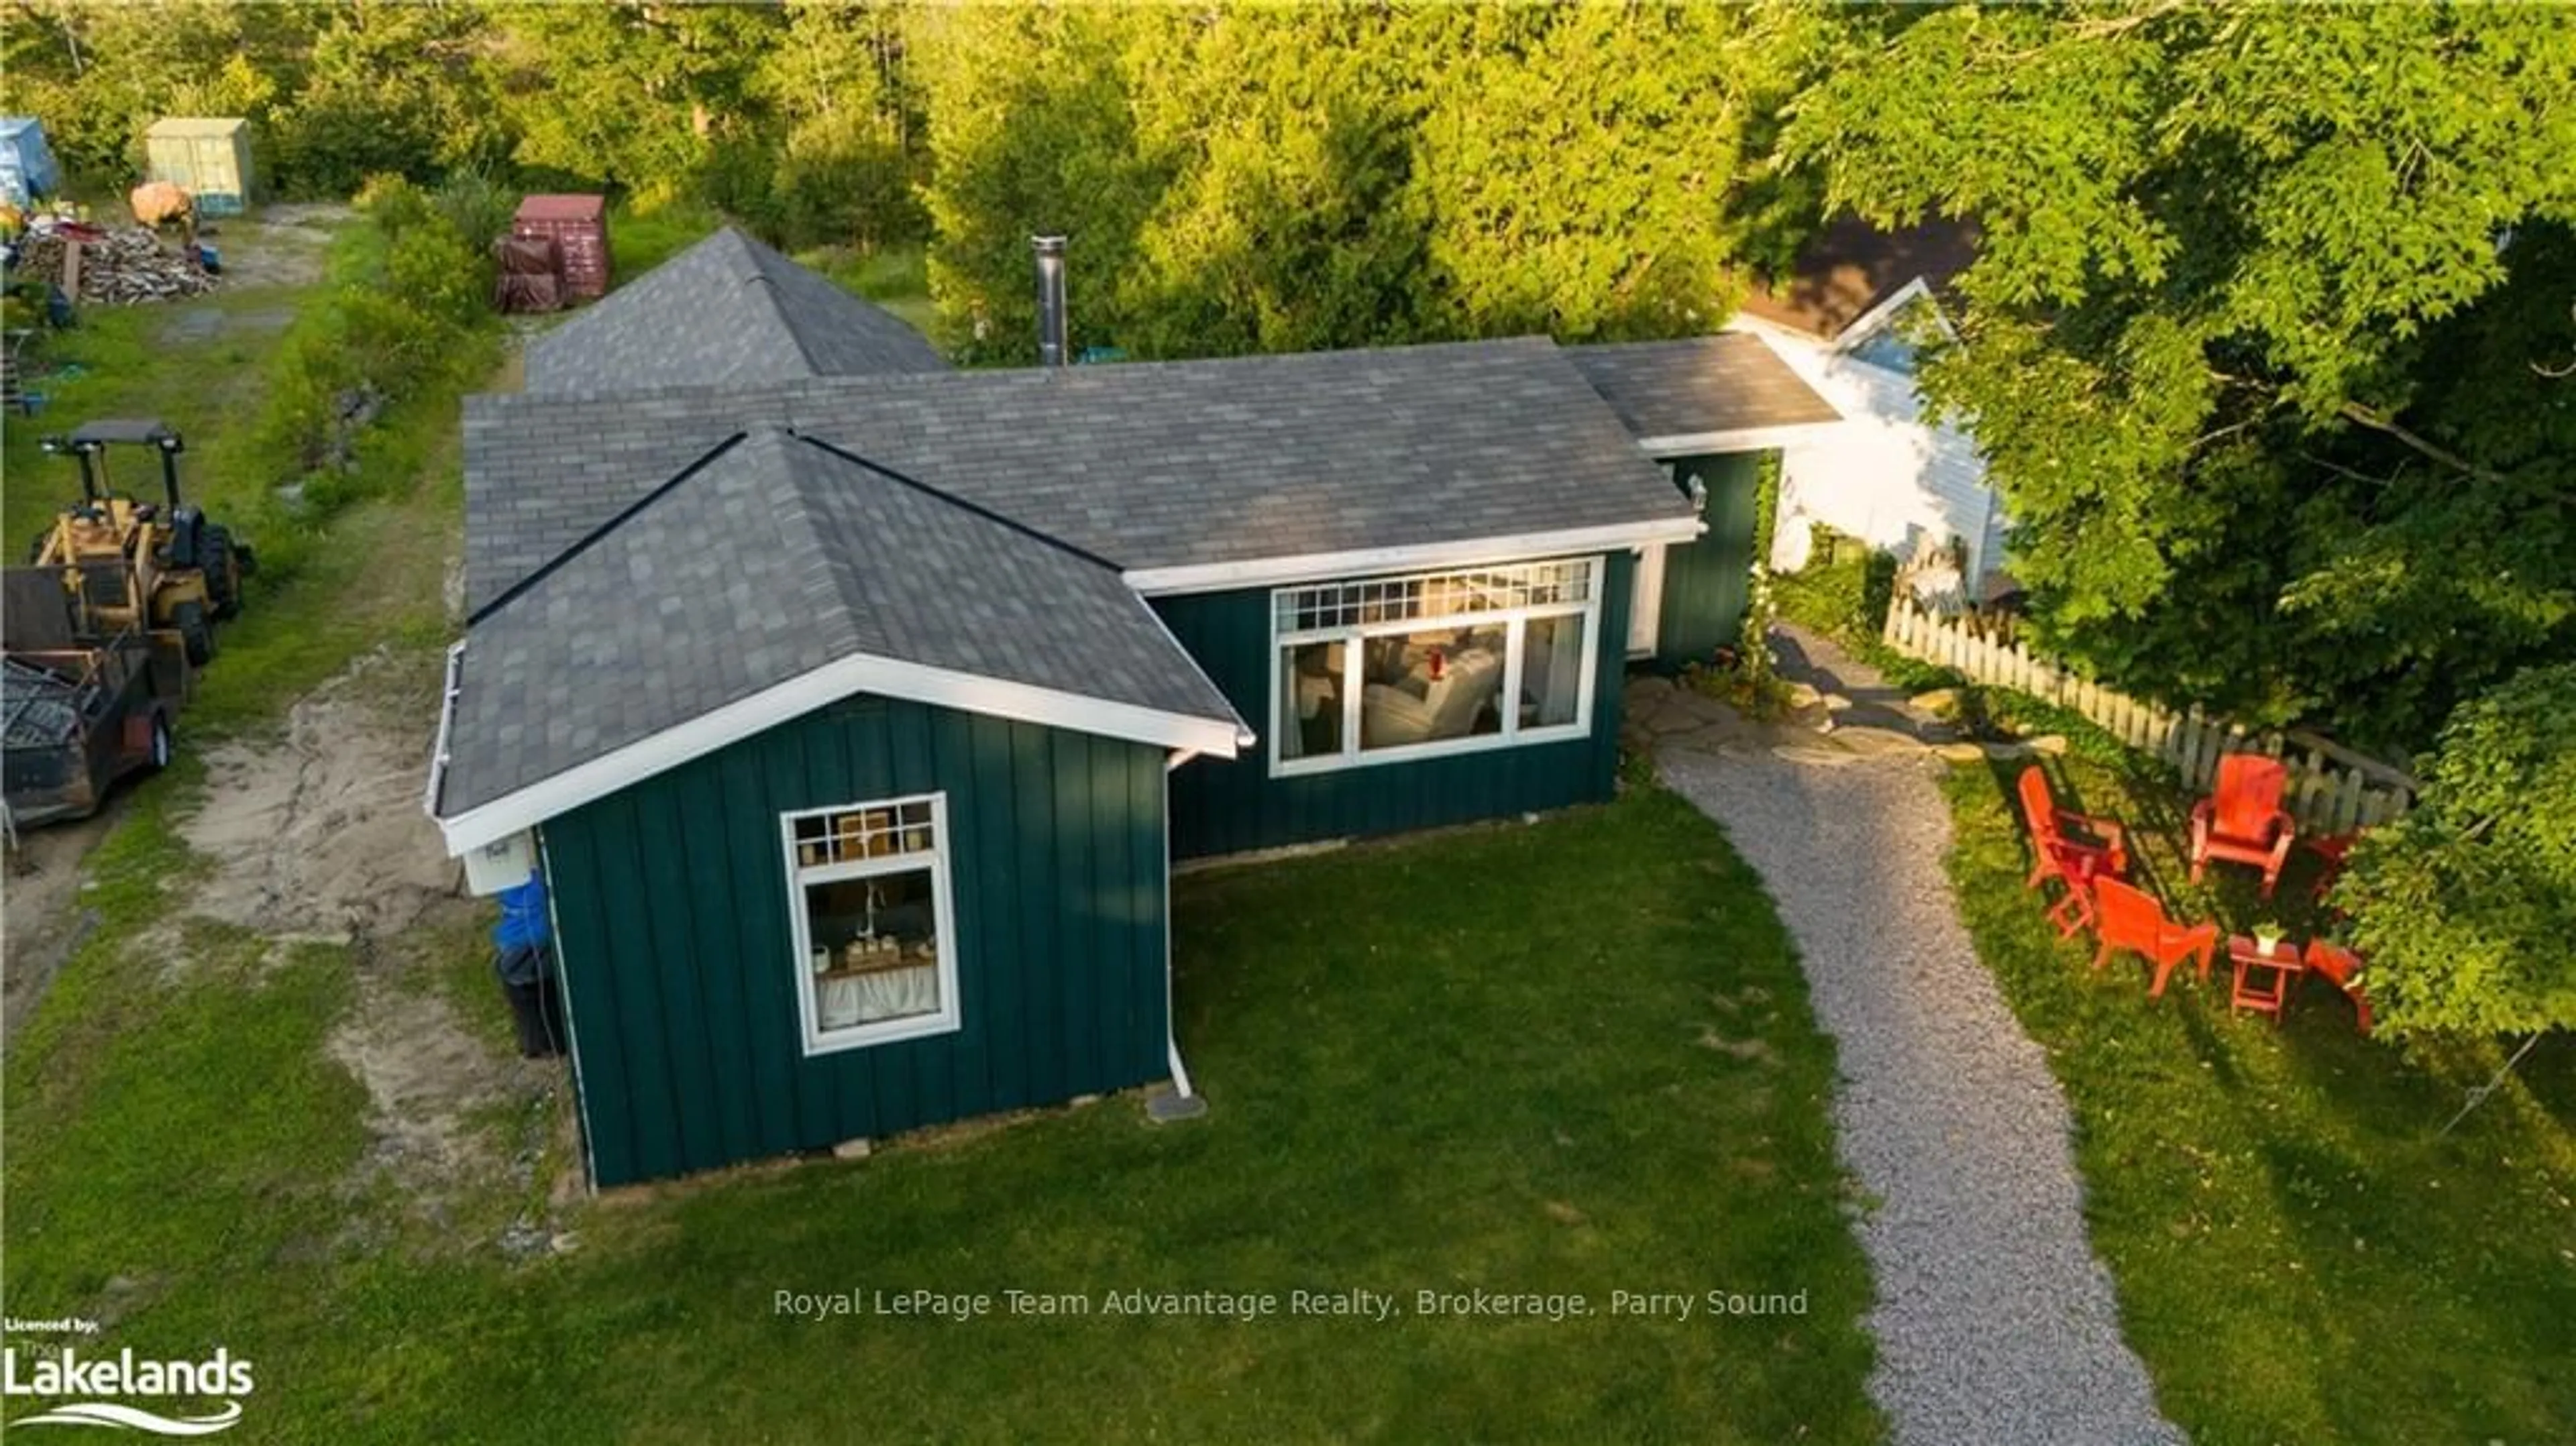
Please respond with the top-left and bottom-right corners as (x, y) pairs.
(1153, 549), (1634, 860)
(1652, 453), (1764, 670)
(541, 695), (1172, 1187)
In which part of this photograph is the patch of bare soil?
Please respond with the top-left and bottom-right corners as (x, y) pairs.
(178, 654), (455, 940)
(176, 649), (566, 1235)
(329, 980), (500, 1187)
(195, 201), (352, 291)
(2, 807), (121, 1042)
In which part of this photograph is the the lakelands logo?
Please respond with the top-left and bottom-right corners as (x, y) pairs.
(3, 1344), (254, 1435)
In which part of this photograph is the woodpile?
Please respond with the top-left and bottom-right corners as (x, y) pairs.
(11, 225), (217, 305)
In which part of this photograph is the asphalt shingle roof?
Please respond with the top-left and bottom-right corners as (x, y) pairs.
(438, 427), (1241, 815)
(520, 226), (947, 395)
(1566, 333), (1841, 441)
(445, 227), (1844, 824)
(464, 336), (1697, 614)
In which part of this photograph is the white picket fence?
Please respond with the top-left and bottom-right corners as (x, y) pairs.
(1882, 598), (2418, 832)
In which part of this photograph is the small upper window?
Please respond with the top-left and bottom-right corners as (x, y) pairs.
(783, 795), (960, 1054)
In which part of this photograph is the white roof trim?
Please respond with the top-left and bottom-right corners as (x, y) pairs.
(1726, 311), (1830, 348)
(1631, 422), (1845, 459)
(1829, 276), (1956, 358)
(435, 650), (1244, 856)
(1123, 518), (1704, 596)
(422, 641), (464, 820)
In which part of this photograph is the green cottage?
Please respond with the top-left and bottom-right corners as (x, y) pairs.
(427, 229), (1839, 1188)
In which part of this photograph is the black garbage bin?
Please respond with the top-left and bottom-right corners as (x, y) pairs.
(495, 942), (566, 1058)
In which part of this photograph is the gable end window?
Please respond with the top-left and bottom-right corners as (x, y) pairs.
(1269, 557), (1601, 776)
(781, 793), (961, 1055)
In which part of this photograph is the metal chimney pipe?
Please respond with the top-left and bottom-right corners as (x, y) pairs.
(1033, 235), (1068, 367)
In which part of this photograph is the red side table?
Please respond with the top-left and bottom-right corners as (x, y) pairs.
(2227, 936), (2306, 1025)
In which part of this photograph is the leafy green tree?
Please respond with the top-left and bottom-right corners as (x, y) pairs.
(2336, 665), (2576, 1040)
(484, 1), (782, 198)
(1784, 3), (2576, 751)
(276, 1), (506, 197)
(911, 3), (1168, 362)
(1113, 5), (1434, 356)
(748, 0), (927, 250)
(1407, 2), (1825, 341)
(918, 2), (1823, 362)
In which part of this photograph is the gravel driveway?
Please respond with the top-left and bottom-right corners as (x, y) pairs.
(1660, 748), (2185, 1446)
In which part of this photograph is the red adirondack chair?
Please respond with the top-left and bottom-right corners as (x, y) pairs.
(2092, 877), (2219, 996)
(2191, 755), (2298, 897)
(2303, 939), (2375, 1034)
(2017, 768), (2129, 934)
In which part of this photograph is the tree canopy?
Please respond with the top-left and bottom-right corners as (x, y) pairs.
(2336, 665), (2576, 1040)
(907, 3), (1821, 363)
(1785, 3), (2576, 751)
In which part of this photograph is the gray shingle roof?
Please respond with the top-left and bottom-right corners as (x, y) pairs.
(465, 336), (1697, 614)
(1566, 333), (1841, 441)
(438, 427), (1241, 816)
(521, 227), (946, 395)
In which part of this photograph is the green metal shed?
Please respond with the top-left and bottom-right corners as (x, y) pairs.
(144, 117), (255, 216)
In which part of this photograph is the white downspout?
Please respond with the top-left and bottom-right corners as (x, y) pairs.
(1153, 747), (1207, 1119)
(535, 828), (602, 1192)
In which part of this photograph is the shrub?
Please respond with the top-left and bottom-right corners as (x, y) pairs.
(1772, 525), (1895, 643)
(431, 167), (522, 260)
(250, 176), (497, 497)
(2337, 664), (2576, 1040)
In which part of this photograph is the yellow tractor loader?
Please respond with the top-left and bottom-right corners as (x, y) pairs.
(31, 420), (253, 667)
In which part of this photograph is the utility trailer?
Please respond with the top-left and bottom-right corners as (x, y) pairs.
(1, 567), (186, 828)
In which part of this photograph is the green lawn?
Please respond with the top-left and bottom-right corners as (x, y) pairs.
(1942, 754), (2576, 1446)
(10, 772), (1881, 1440)
(4, 281), (309, 554)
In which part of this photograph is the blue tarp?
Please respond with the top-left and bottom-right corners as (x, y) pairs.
(0, 117), (62, 207)
(494, 871), (551, 950)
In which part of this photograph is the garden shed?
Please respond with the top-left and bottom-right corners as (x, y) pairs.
(143, 117), (255, 216)
(425, 229), (1840, 1187)
(0, 117), (61, 207)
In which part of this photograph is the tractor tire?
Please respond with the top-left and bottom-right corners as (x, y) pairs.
(175, 599), (216, 667)
(205, 525), (241, 619)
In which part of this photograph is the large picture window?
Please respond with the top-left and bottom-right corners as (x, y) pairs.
(781, 794), (961, 1054)
(1271, 557), (1599, 775)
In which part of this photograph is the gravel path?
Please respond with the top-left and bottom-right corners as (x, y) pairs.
(1660, 747), (2184, 1446)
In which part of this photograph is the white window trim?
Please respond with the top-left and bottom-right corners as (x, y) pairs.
(1123, 520), (1701, 596)
(1266, 560), (1603, 779)
(779, 792), (963, 1056)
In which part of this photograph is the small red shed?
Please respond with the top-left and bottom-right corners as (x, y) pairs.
(512, 194), (610, 300)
